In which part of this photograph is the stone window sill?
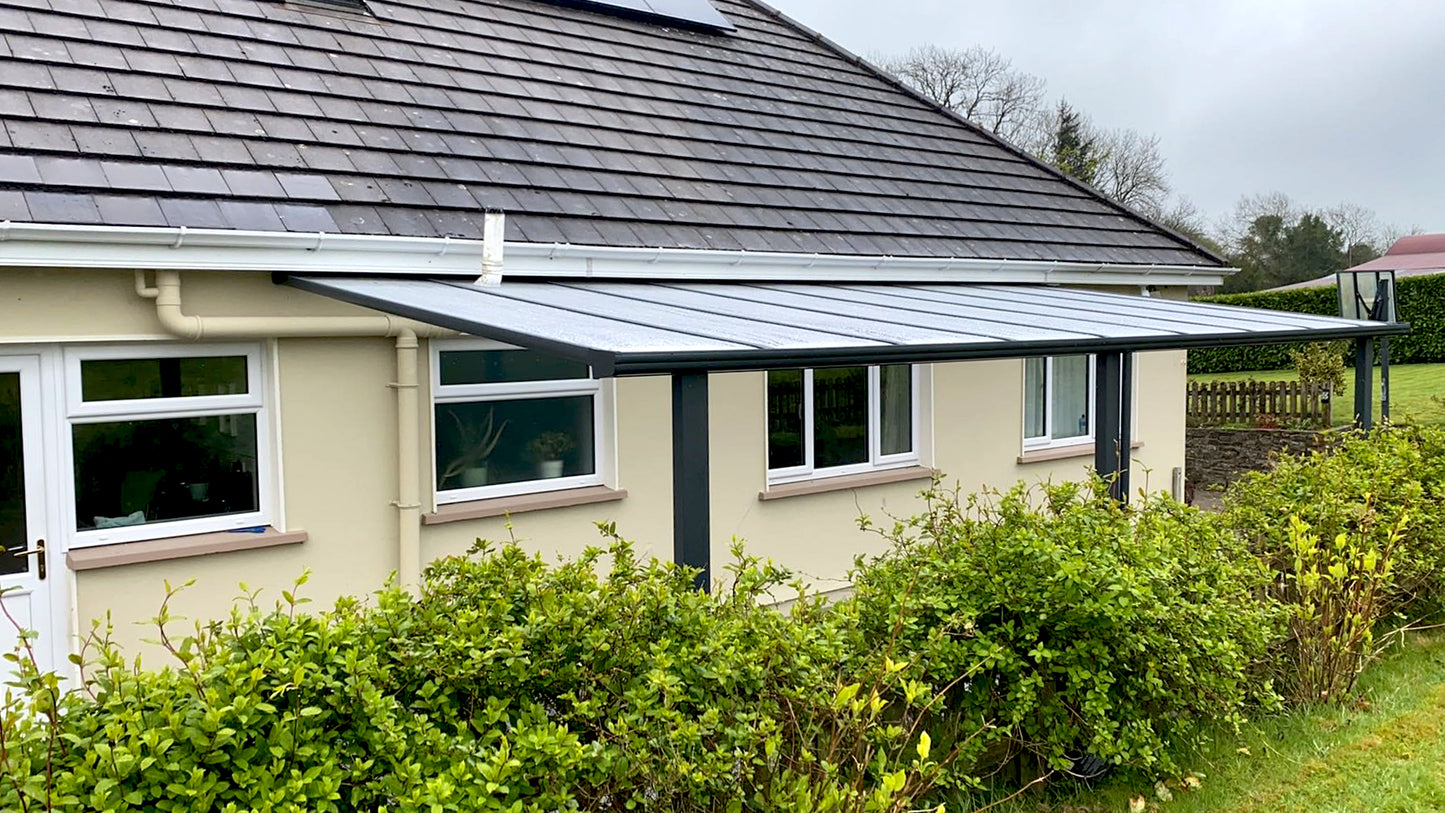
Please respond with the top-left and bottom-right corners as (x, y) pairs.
(423, 485), (628, 525)
(1018, 440), (1143, 464)
(67, 527), (307, 572)
(759, 466), (937, 502)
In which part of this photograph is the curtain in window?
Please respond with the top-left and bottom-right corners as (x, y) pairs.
(1024, 357), (1046, 439)
(1051, 355), (1090, 440)
(879, 365), (912, 456)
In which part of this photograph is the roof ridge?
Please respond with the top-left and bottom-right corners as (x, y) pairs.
(734, 0), (1229, 266)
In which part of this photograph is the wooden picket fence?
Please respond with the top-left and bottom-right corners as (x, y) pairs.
(1187, 379), (1332, 427)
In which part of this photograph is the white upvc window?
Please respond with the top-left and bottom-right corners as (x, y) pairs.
(766, 364), (918, 484)
(1023, 354), (1095, 448)
(64, 343), (274, 546)
(431, 339), (607, 504)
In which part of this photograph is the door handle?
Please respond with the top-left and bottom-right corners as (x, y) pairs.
(16, 539), (45, 580)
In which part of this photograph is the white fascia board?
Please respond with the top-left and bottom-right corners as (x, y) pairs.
(502, 243), (1230, 286)
(0, 222), (1231, 286)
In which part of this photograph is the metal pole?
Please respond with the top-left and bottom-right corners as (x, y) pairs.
(1376, 280), (1391, 424)
(1380, 336), (1391, 423)
(1118, 352), (1133, 501)
(1353, 338), (1374, 431)
(672, 372), (711, 591)
(1093, 352), (1124, 501)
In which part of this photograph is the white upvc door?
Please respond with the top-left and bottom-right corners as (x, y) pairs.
(0, 355), (65, 683)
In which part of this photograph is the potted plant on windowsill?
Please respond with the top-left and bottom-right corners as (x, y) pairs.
(441, 409), (508, 488)
(526, 431), (575, 479)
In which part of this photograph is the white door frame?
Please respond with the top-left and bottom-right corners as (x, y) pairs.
(0, 350), (72, 680)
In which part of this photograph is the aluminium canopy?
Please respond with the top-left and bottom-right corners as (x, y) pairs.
(288, 274), (1407, 590)
(287, 276), (1407, 377)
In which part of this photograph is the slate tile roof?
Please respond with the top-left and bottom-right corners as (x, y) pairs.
(0, 0), (1221, 266)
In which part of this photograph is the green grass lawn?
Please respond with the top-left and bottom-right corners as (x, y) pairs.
(977, 632), (1445, 813)
(1190, 363), (1445, 427)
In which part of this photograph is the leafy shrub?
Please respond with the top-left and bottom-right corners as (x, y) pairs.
(1279, 514), (1407, 704)
(1221, 425), (1445, 621)
(1, 531), (958, 813)
(1220, 426), (1445, 704)
(849, 478), (1283, 779)
(1290, 341), (1348, 395)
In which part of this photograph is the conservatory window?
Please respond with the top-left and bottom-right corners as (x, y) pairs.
(1023, 355), (1094, 447)
(432, 341), (605, 503)
(766, 365), (917, 483)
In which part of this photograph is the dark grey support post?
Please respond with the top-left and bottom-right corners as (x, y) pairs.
(1118, 352), (1134, 499)
(672, 372), (711, 591)
(1093, 352), (1126, 501)
(1380, 337), (1391, 423)
(1354, 338), (1374, 430)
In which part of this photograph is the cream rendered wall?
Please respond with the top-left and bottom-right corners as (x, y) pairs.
(418, 373), (676, 567)
(1, 268), (1188, 657)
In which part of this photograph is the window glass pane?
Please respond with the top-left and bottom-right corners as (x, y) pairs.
(81, 356), (248, 402)
(812, 367), (868, 469)
(73, 414), (259, 531)
(1, 373), (27, 575)
(767, 370), (805, 469)
(1050, 355), (1091, 440)
(1024, 357), (1046, 439)
(436, 396), (595, 490)
(439, 349), (588, 386)
(879, 364), (912, 456)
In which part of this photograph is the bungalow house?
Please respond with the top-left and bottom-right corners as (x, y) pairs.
(0, 0), (1402, 676)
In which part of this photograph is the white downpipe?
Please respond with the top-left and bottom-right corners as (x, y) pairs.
(139, 271), (461, 594)
(394, 329), (422, 591)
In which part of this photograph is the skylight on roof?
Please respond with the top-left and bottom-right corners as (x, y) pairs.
(274, 0), (372, 14)
(549, 0), (735, 32)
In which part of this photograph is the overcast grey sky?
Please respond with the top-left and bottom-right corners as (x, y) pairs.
(771, 0), (1445, 237)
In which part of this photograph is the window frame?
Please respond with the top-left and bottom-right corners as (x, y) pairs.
(767, 364), (919, 485)
(63, 343), (274, 547)
(1022, 354), (1097, 450)
(430, 338), (608, 505)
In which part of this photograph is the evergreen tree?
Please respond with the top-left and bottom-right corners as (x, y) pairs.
(1222, 211), (1346, 293)
(1049, 100), (1099, 186)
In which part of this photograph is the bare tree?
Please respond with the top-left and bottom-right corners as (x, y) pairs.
(1218, 191), (1298, 254)
(1325, 202), (1383, 266)
(1143, 196), (1219, 251)
(1093, 128), (1169, 210)
(876, 45), (1047, 143)
(1376, 221), (1424, 253)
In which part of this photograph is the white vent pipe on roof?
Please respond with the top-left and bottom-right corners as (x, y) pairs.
(476, 211), (505, 287)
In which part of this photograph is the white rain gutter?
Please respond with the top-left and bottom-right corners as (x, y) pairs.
(0, 221), (1233, 286)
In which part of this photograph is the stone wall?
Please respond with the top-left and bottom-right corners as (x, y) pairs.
(1186, 426), (1339, 491)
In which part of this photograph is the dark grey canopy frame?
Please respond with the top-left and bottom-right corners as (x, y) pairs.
(286, 275), (1409, 589)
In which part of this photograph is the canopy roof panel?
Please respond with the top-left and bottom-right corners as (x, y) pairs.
(287, 276), (1407, 376)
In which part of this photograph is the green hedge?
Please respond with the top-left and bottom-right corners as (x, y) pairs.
(851, 480), (1281, 778)
(0, 537), (952, 813)
(1187, 274), (1445, 374)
